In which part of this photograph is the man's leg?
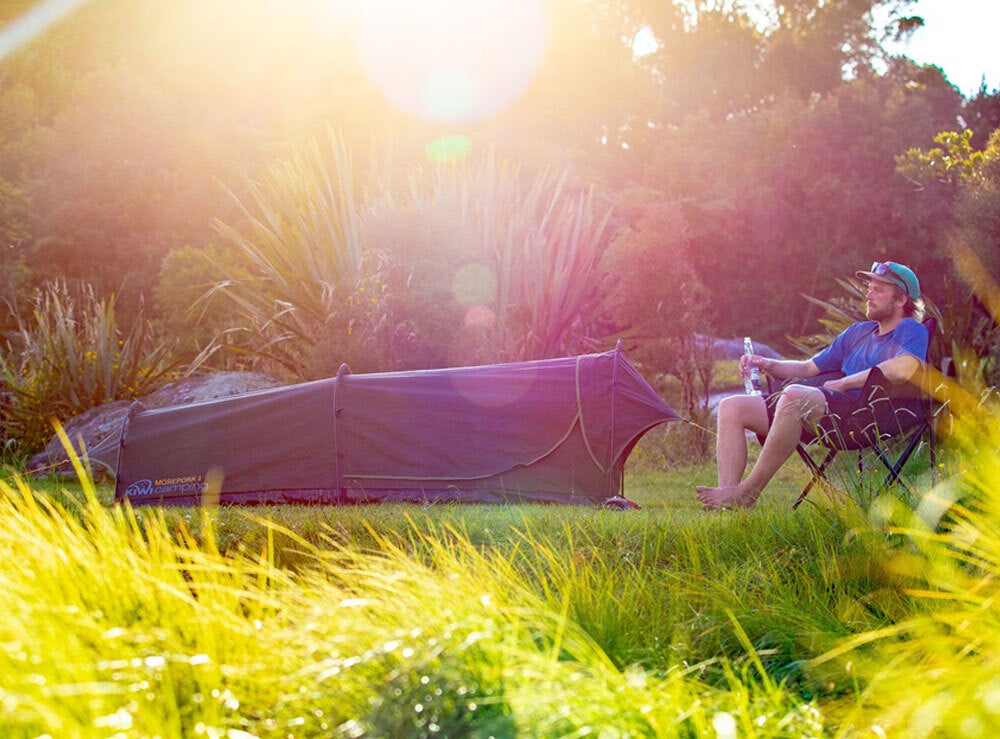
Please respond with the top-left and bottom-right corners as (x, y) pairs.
(697, 385), (827, 509)
(714, 394), (770, 486)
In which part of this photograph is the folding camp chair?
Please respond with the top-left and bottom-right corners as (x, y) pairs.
(763, 316), (938, 509)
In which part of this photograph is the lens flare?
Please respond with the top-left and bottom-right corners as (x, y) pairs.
(464, 304), (495, 328)
(0, 0), (92, 62)
(448, 347), (537, 407)
(425, 135), (473, 163)
(357, 0), (547, 123)
(452, 262), (496, 307)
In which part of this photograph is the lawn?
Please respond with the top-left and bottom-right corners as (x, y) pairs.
(3, 428), (969, 737)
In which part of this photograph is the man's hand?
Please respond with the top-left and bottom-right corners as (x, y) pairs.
(739, 354), (768, 378)
(822, 376), (847, 393)
(743, 355), (818, 382)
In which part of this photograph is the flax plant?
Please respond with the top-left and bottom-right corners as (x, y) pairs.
(209, 129), (365, 373)
(382, 148), (613, 360)
(212, 133), (612, 376)
(497, 169), (612, 359)
(0, 281), (176, 453)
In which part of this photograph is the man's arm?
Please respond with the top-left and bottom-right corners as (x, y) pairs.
(744, 356), (819, 381)
(822, 354), (922, 393)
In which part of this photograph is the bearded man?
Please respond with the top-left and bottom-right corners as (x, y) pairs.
(697, 261), (927, 510)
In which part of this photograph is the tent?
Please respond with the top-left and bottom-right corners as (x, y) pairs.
(112, 346), (681, 507)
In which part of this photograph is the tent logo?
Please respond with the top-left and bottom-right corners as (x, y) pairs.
(125, 478), (154, 497)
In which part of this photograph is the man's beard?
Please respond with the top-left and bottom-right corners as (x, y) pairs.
(866, 302), (895, 322)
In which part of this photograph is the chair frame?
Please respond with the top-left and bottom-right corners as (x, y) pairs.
(790, 384), (936, 508)
(765, 316), (938, 509)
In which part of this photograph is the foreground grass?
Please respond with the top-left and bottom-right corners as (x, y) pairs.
(2, 470), (831, 737)
(0, 431), (979, 737)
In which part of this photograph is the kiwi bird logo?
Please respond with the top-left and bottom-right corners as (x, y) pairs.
(125, 479), (154, 497)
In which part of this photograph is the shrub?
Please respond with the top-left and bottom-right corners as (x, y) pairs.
(895, 126), (1000, 386)
(153, 244), (252, 370)
(601, 197), (715, 436)
(0, 280), (177, 454)
(212, 131), (613, 379)
(973, 319), (1000, 389)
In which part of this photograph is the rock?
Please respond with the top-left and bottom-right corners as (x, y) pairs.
(695, 334), (784, 360)
(27, 372), (283, 479)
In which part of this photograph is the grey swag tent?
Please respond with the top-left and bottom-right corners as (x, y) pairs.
(112, 347), (681, 506)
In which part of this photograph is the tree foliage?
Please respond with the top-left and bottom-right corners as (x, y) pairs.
(601, 194), (713, 413)
(894, 127), (1000, 385)
(0, 0), (995, 387)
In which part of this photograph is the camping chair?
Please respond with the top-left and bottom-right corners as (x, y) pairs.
(763, 316), (938, 509)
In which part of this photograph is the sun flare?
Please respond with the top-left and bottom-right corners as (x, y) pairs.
(355, 0), (548, 124)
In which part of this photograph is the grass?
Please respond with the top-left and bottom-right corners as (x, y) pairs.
(652, 359), (741, 412)
(1, 430), (956, 737)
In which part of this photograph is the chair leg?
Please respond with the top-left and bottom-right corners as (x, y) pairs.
(793, 421), (932, 510)
(793, 446), (837, 509)
(876, 423), (926, 487)
(929, 421), (937, 485)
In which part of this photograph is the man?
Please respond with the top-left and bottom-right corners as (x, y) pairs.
(696, 261), (928, 510)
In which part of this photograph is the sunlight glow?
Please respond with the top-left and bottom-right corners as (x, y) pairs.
(632, 26), (658, 58)
(452, 262), (496, 307)
(357, 0), (547, 123)
(0, 0), (91, 62)
(425, 135), (473, 163)
(464, 304), (495, 328)
(877, 0), (1000, 96)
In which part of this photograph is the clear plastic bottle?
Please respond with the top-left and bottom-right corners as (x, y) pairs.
(743, 337), (762, 396)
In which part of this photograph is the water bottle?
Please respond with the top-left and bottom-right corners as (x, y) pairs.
(743, 337), (762, 396)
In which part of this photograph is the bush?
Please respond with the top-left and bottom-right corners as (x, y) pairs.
(0, 281), (177, 454)
(969, 318), (1000, 390)
(601, 197), (714, 419)
(153, 244), (252, 369)
(213, 132), (613, 379)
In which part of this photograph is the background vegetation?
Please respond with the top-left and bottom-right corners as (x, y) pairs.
(1, 0), (999, 459)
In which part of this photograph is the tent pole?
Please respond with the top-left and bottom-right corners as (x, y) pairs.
(113, 400), (145, 504)
(333, 363), (350, 504)
(611, 339), (622, 497)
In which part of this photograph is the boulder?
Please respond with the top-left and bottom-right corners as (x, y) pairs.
(27, 372), (283, 479)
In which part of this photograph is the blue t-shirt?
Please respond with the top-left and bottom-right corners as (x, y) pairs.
(812, 319), (928, 396)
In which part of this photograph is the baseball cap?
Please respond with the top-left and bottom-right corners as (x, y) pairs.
(855, 261), (920, 300)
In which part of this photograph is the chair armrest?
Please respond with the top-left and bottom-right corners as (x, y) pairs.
(861, 365), (924, 401)
(766, 370), (844, 395)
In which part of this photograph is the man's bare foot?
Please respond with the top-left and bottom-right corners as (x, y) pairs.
(695, 484), (759, 510)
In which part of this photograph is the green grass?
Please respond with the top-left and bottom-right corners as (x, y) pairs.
(712, 359), (743, 391)
(0, 423), (985, 737)
(651, 359), (741, 411)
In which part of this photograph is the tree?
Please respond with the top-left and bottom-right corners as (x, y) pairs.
(28, 65), (224, 302)
(896, 126), (1000, 385)
(601, 193), (710, 410)
(638, 62), (961, 345)
(622, 0), (920, 126)
(962, 84), (1000, 151)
